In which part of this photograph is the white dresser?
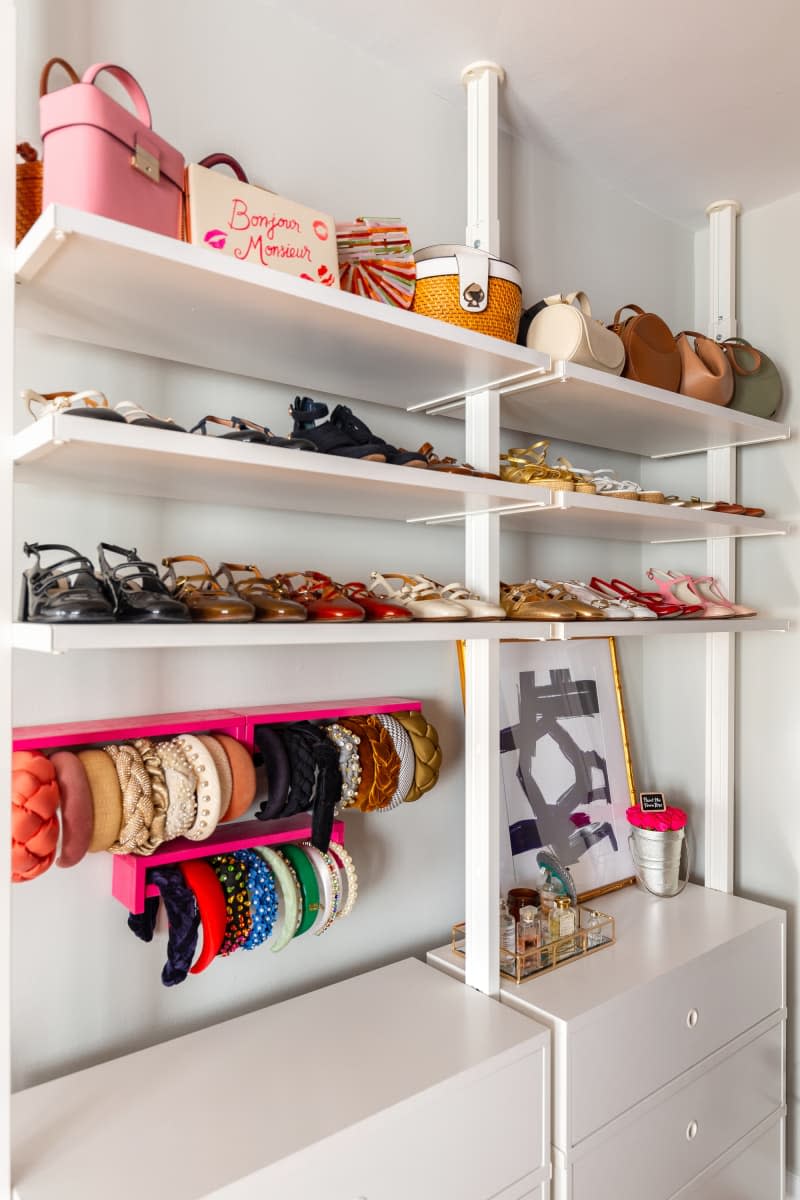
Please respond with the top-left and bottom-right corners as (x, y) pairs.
(428, 883), (786, 1199)
(11, 958), (550, 1200)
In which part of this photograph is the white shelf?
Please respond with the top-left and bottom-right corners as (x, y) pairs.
(14, 206), (548, 408)
(415, 360), (791, 459)
(500, 488), (789, 542)
(11, 616), (788, 654)
(14, 416), (790, 543)
(13, 413), (543, 525)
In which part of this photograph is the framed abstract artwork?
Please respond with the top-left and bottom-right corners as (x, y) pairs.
(498, 638), (637, 902)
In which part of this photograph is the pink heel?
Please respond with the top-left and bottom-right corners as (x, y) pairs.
(687, 574), (757, 617)
(645, 569), (718, 618)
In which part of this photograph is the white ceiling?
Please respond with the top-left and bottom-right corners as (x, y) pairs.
(287, 0), (800, 228)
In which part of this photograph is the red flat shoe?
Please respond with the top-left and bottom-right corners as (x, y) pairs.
(276, 572), (365, 621)
(606, 577), (685, 618)
(341, 581), (413, 621)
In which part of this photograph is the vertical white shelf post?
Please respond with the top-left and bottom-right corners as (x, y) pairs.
(0, 1), (15, 1194)
(704, 200), (741, 894)
(461, 60), (505, 995)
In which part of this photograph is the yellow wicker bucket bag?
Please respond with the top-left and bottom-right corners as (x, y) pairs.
(412, 244), (522, 342)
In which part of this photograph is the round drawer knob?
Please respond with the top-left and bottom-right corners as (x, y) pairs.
(686, 1008), (699, 1028)
(686, 1120), (699, 1141)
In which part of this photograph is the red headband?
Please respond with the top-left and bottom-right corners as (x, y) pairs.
(180, 859), (227, 973)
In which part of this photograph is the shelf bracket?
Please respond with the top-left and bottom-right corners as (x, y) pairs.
(704, 199), (740, 894)
(407, 499), (558, 526)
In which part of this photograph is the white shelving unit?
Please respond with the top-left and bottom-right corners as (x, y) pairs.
(1, 37), (790, 1198)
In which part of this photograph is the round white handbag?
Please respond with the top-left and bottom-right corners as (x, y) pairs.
(520, 291), (625, 375)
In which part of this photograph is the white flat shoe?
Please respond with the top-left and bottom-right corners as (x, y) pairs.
(424, 579), (507, 620)
(369, 572), (469, 620)
(563, 579), (634, 620)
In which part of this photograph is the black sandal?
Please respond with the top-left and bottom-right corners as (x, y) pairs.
(20, 542), (116, 623)
(190, 414), (315, 451)
(289, 397), (388, 461)
(97, 544), (191, 623)
(328, 403), (428, 467)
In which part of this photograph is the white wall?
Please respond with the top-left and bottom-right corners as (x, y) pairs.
(12, 0), (694, 1092)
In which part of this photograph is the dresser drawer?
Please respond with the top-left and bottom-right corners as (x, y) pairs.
(569, 1021), (783, 1200)
(569, 918), (782, 1143)
(250, 1045), (548, 1200)
(672, 1114), (783, 1199)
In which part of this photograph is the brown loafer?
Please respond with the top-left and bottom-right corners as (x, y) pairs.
(161, 556), (256, 622)
(214, 563), (308, 622)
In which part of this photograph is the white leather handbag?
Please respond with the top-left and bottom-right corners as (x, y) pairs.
(521, 291), (625, 374)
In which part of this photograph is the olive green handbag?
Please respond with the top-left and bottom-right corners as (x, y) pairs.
(722, 338), (782, 419)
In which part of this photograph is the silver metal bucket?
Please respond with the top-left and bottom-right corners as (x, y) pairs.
(628, 826), (689, 897)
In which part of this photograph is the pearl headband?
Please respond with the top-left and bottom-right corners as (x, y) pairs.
(326, 723), (362, 808)
(174, 734), (223, 840)
(328, 841), (358, 919)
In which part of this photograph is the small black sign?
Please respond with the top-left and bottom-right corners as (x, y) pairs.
(639, 791), (666, 813)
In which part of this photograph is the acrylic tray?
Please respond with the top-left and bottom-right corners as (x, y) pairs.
(450, 906), (616, 984)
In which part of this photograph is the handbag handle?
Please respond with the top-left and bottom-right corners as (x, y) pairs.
(81, 62), (152, 128)
(564, 290), (593, 317)
(39, 56), (79, 97)
(612, 303), (646, 324)
(198, 153), (249, 183)
(722, 337), (763, 377)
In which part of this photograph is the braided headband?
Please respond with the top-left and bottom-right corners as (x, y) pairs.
(105, 742), (157, 855)
(127, 865), (199, 987)
(12, 750), (60, 882)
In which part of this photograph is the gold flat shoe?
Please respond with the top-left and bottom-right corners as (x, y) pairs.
(537, 579), (608, 621)
(500, 581), (578, 621)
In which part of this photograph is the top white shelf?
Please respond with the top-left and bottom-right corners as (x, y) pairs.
(416, 359), (791, 459)
(14, 206), (548, 409)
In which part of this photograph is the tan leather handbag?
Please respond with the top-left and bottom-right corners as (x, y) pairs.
(676, 331), (734, 406)
(521, 291), (625, 374)
(608, 304), (681, 392)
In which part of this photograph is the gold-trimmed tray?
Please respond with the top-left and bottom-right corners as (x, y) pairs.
(451, 906), (615, 984)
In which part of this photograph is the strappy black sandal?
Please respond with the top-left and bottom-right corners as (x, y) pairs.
(190, 414), (316, 450)
(289, 397), (388, 461)
(329, 402), (428, 467)
(97, 544), (191, 623)
(20, 542), (116, 623)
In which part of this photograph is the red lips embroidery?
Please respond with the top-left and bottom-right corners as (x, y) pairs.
(312, 220), (330, 241)
(204, 229), (227, 250)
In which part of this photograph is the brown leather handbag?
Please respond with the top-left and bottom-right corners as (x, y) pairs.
(608, 304), (681, 392)
(676, 331), (734, 406)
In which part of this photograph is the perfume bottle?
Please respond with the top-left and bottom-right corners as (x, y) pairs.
(583, 908), (605, 949)
(516, 905), (542, 977)
(499, 899), (516, 960)
(549, 896), (577, 961)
